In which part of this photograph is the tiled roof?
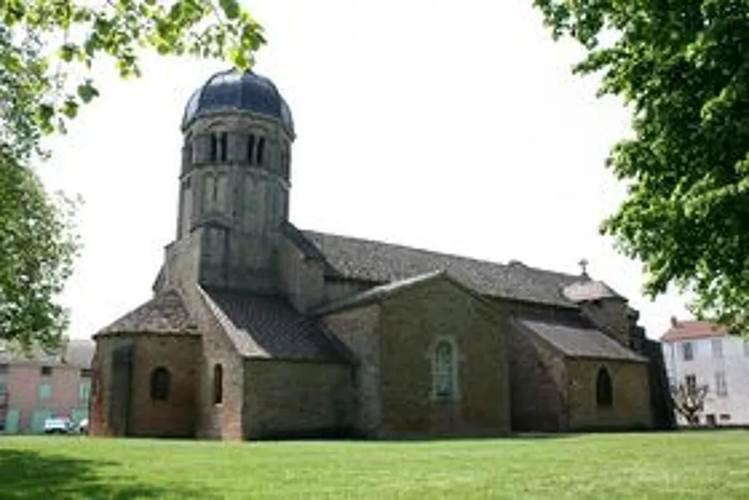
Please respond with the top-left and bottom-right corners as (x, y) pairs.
(201, 288), (346, 362)
(661, 320), (728, 342)
(97, 290), (195, 336)
(517, 318), (646, 362)
(0, 338), (94, 368)
(302, 230), (585, 308)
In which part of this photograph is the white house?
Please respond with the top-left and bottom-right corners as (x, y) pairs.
(662, 318), (749, 426)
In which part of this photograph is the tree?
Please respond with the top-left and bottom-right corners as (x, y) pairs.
(670, 382), (709, 425)
(0, 0), (264, 348)
(533, 1), (749, 334)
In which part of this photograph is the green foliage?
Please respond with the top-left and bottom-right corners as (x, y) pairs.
(534, 1), (749, 334)
(0, 156), (76, 349)
(0, 0), (264, 348)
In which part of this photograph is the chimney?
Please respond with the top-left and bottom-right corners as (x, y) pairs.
(670, 316), (678, 328)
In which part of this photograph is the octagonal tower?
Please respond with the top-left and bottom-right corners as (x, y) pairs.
(173, 69), (295, 293)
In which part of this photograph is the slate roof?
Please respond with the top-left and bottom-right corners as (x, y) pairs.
(517, 318), (646, 362)
(301, 229), (585, 308)
(200, 288), (345, 362)
(182, 69), (294, 132)
(661, 319), (728, 342)
(97, 290), (195, 336)
(0, 338), (94, 368)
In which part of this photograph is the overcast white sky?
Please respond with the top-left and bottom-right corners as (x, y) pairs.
(39, 0), (690, 340)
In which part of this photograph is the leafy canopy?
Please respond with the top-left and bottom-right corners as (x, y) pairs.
(534, 0), (749, 334)
(0, 0), (264, 348)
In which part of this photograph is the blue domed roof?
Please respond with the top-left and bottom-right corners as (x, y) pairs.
(182, 69), (293, 132)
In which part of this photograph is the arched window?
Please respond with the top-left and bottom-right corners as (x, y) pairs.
(219, 132), (228, 162)
(247, 135), (255, 165)
(433, 340), (456, 399)
(209, 134), (218, 161)
(256, 137), (265, 165)
(596, 367), (613, 408)
(213, 364), (223, 405)
(150, 367), (170, 401)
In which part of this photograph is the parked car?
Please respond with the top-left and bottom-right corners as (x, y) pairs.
(43, 417), (73, 434)
(77, 418), (89, 434)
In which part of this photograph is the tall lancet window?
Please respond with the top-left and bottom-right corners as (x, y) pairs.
(432, 339), (458, 400)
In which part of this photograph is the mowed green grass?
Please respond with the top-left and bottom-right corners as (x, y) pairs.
(1, 432), (748, 499)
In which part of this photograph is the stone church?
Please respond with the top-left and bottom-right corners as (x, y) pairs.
(91, 70), (673, 439)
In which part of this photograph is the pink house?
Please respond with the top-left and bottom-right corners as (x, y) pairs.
(0, 339), (94, 434)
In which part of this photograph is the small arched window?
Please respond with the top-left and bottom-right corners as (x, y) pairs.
(209, 134), (218, 161)
(213, 364), (223, 405)
(219, 132), (228, 162)
(150, 367), (170, 401)
(256, 137), (265, 165)
(247, 135), (255, 165)
(433, 340), (455, 399)
(596, 367), (613, 408)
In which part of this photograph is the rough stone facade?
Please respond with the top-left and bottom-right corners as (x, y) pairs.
(90, 69), (668, 441)
(243, 360), (353, 438)
(92, 333), (199, 437)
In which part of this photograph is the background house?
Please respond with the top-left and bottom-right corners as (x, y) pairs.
(662, 318), (749, 426)
(0, 339), (95, 433)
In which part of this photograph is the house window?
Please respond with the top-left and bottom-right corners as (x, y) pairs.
(682, 342), (694, 361)
(720, 414), (731, 422)
(80, 368), (92, 378)
(79, 381), (91, 402)
(712, 339), (723, 359)
(40, 366), (52, 376)
(715, 372), (728, 397)
(596, 367), (613, 408)
(432, 340), (457, 399)
(213, 364), (223, 405)
(685, 374), (697, 393)
(150, 367), (170, 401)
(38, 382), (51, 400)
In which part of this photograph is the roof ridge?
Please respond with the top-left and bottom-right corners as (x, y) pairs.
(301, 228), (584, 281)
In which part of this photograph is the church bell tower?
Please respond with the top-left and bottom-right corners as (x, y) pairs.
(174, 69), (295, 293)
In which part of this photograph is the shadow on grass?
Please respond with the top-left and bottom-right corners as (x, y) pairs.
(0, 448), (207, 499)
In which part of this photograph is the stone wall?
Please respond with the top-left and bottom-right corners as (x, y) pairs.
(508, 323), (568, 431)
(277, 236), (325, 313)
(92, 333), (200, 438)
(579, 298), (631, 347)
(242, 359), (353, 438)
(193, 290), (246, 440)
(376, 278), (511, 437)
(321, 305), (382, 436)
(566, 358), (653, 430)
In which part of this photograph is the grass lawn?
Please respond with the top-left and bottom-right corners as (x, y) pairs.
(1, 431), (748, 499)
